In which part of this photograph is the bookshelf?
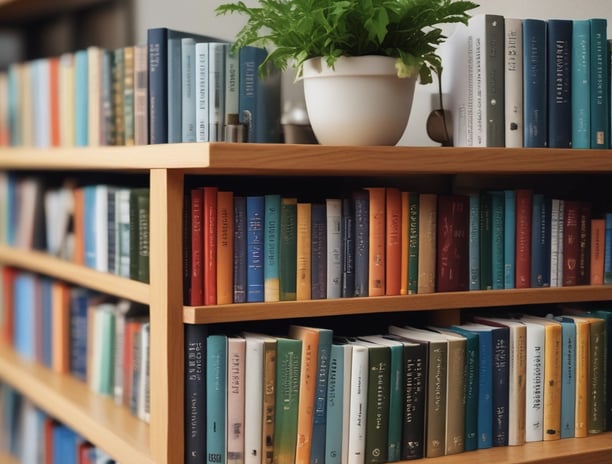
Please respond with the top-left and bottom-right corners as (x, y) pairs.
(0, 143), (611, 463)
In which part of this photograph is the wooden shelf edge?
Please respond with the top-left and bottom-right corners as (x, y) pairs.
(0, 450), (18, 464)
(184, 285), (612, 323)
(0, 244), (149, 304)
(421, 433), (612, 464)
(0, 344), (153, 464)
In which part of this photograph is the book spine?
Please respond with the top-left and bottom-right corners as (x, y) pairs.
(468, 192), (480, 290)
(407, 193), (419, 294)
(233, 196), (247, 303)
(385, 187), (402, 296)
(531, 194), (551, 287)
(524, 324), (544, 442)
(325, 344), (345, 464)
(353, 190), (369, 297)
(246, 196), (264, 302)
(133, 44), (148, 145)
(296, 202), (312, 301)
(364, 345), (390, 464)
(224, 45), (240, 136)
(279, 197), (297, 301)
(226, 337), (246, 464)
(195, 42), (210, 142)
(184, 324), (207, 464)
(515, 189), (532, 288)
(424, 341), (447, 457)
(310, 203), (327, 300)
(417, 193), (436, 294)
(123, 46), (135, 146)
(491, 327), (510, 447)
(505, 18), (523, 147)
(243, 337), (263, 464)
(311, 329), (332, 464)
(181, 38), (197, 142)
(208, 42), (226, 142)
(503, 189), (516, 288)
(523, 19), (548, 147)
(216, 191), (234, 305)
(264, 194), (281, 302)
(485, 14), (506, 146)
(572, 20), (591, 149)
(341, 197), (355, 297)
(326, 198), (342, 299)
(577, 203), (592, 285)
(588, 319), (606, 434)
(400, 192), (409, 295)
(562, 200), (580, 286)
(190, 189), (204, 306)
(590, 218), (605, 284)
(543, 324), (562, 441)
(347, 344), (368, 463)
(590, 18), (609, 149)
(367, 188), (386, 296)
(206, 334), (227, 464)
(558, 319), (576, 438)
(479, 191), (493, 290)
(436, 194), (469, 292)
(547, 19), (572, 148)
(490, 191), (505, 289)
(74, 49), (89, 147)
(203, 187), (218, 305)
(604, 213), (612, 284)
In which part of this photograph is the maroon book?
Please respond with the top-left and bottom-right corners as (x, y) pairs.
(515, 189), (532, 288)
(436, 194), (469, 292)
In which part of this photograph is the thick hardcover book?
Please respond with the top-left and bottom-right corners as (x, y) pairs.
(555, 317), (576, 438)
(400, 192), (409, 295)
(310, 328), (333, 464)
(572, 19), (591, 149)
(589, 18), (609, 149)
(227, 336), (246, 464)
(129, 188), (150, 283)
(190, 189), (204, 306)
(203, 186), (218, 305)
(326, 198), (342, 299)
(279, 197), (298, 301)
(505, 18), (523, 147)
(490, 191), (505, 289)
(325, 343), (352, 464)
(589, 309), (612, 431)
(436, 194), (469, 292)
(503, 189), (516, 288)
(531, 194), (552, 287)
(562, 200), (580, 286)
(468, 192), (481, 290)
(385, 187), (402, 296)
(181, 38), (197, 142)
(519, 319), (545, 441)
(217, 191), (234, 305)
(353, 190), (369, 297)
(604, 213), (612, 284)
(577, 203), (592, 285)
(515, 189), (532, 288)
(233, 196), (247, 303)
(523, 19), (548, 147)
(206, 334), (227, 464)
(417, 194), (437, 294)
(367, 188), (386, 296)
(264, 194), (281, 302)
(547, 19), (573, 148)
(296, 202), (312, 301)
(310, 203), (327, 300)
(273, 337), (302, 464)
(341, 197), (355, 298)
(184, 324), (207, 464)
(479, 191), (493, 290)
(246, 196), (265, 302)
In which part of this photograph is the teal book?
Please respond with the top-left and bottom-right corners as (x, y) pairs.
(468, 192), (481, 290)
(490, 191), (504, 289)
(263, 194), (281, 302)
(556, 317), (576, 438)
(589, 18), (609, 149)
(74, 49), (88, 147)
(279, 197), (297, 301)
(572, 19), (591, 149)
(503, 189), (516, 288)
(273, 337), (302, 464)
(547, 19), (573, 148)
(353, 190), (369, 297)
(325, 343), (351, 464)
(311, 328), (334, 464)
(479, 191), (493, 290)
(206, 334), (227, 464)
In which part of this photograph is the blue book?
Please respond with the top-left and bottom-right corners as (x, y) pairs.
(53, 425), (81, 464)
(531, 194), (552, 287)
(83, 185), (97, 269)
(468, 192), (481, 290)
(547, 19), (573, 148)
(263, 194), (281, 302)
(503, 190), (516, 289)
(572, 19), (591, 149)
(589, 18), (609, 149)
(233, 196), (246, 303)
(238, 46), (282, 143)
(310, 203), (327, 300)
(13, 273), (36, 360)
(603, 213), (612, 284)
(70, 288), (90, 381)
(74, 49), (89, 147)
(588, 308), (612, 431)
(341, 197), (355, 298)
(556, 316), (576, 438)
(311, 328), (334, 464)
(452, 324), (493, 449)
(523, 19), (548, 147)
(490, 191), (504, 290)
(353, 190), (369, 297)
(185, 324), (208, 463)
(325, 343), (349, 464)
(206, 334), (227, 464)
(246, 196), (264, 302)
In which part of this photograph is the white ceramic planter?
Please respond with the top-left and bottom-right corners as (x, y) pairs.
(301, 55), (417, 146)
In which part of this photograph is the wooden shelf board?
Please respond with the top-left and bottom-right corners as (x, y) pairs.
(421, 433), (612, 464)
(2, 144), (612, 174)
(0, 245), (149, 304)
(184, 285), (612, 323)
(0, 450), (18, 464)
(0, 344), (153, 464)
(0, 0), (109, 24)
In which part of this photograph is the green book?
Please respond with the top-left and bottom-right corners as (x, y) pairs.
(264, 194), (281, 302)
(589, 309), (612, 430)
(586, 316), (606, 434)
(129, 188), (150, 283)
(273, 337), (302, 464)
(407, 192), (419, 294)
(279, 197), (297, 301)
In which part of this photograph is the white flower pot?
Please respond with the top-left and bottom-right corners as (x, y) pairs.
(301, 55), (417, 146)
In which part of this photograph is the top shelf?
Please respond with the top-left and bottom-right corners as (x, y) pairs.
(0, 0), (109, 25)
(1, 144), (612, 174)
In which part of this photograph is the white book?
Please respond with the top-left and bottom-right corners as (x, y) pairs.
(519, 319), (545, 442)
(209, 42), (227, 141)
(195, 42), (210, 142)
(137, 322), (150, 422)
(33, 59), (50, 148)
(115, 188), (132, 278)
(181, 37), (197, 142)
(224, 44), (240, 132)
(504, 18), (523, 147)
(94, 185), (110, 272)
(326, 198), (342, 299)
(226, 335), (246, 464)
(343, 339), (368, 464)
(242, 334), (264, 464)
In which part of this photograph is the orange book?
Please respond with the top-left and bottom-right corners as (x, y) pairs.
(216, 190), (234, 305)
(400, 191), (409, 295)
(385, 187), (401, 295)
(296, 202), (312, 300)
(562, 315), (590, 438)
(288, 325), (320, 464)
(123, 319), (143, 408)
(202, 186), (218, 305)
(1, 266), (16, 346)
(417, 193), (437, 294)
(590, 218), (605, 285)
(51, 281), (71, 374)
(367, 187), (386, 296)
(72, 187), (85, 265)
(48, 57), (61, 147)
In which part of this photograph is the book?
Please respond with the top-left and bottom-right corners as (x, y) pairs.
(233, 196), (247, 303)
(572, 19), (591, 149)
(505, 18), (523, 147)
(181, 38), (197, 142)
(74, 49), (89, 147)
(341, 197), (355, 298)
(326, 198), (342, 299)
(589, 18), (609, 149)
(555, 316), (577, 438)
(279, 197), (297, 301)
(468, 192), (480, 290)
(310, 203), (327, 300)
(531, 194), (551, 287)
(400, 191), (409, 295)
(547, 19), (572, 148)
(246, 196), (265, 302)
(133, 44), (148, 145)
(385, 187), (401, 296)
(206, 334), (227, 464)
(208, 42), (227, 142)
(123, 45), (135, 146)
(264, 194), (281, 302)
(195, 41), (210, 142)
(217, 190), (234, 305)
(417, 193), (437, 294)
(342, 338), (369, 463)
(367, 188), (385, 296)
(562, 200), (580, 286)
(436, 194), (469, 292)
(503, 189), (516, 288)
(296, 202), (312, 301)
(129, 188), (150, 283)
(111, 47), (124, 146)
(518, 318), (545, 441)
(203, 186), (218, 305)
(522, 19), (548, 147)
(310, 327), (333, 464)
(325, 342), (352, 464)
(227, 335), (246, 464)
(353, 190), (369, 297)
(189, 188), (204, 306)
(490, 191), (505, 289)
(515, 189), (532, 288)
(479, 191), (493, 290)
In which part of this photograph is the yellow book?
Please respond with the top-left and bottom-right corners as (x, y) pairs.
(417, 193), (437, 294)
(296, 202), (312, 300)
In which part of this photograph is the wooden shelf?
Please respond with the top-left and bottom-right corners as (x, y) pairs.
(0, 244), (149, 304)
(184, 285), (612, 323)
(421, 433), (612, 464)
(0, 0), (110, 25)
(0, 344), (152, 464)
(1, 144), (612, 174)
(0, 450), (18, 464)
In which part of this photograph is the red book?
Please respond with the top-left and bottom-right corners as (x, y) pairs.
(190, 188), (204, 306)
(590, 218), (605, 285)
(385, 187), (402, 295)
(436, 194), (469, 292)
(577, 203), (591, 285)
(562, 200), (580, 286)
(515, 189), (532, 288)
(1, 266), (16, 346)
(202, 186), (218, 305)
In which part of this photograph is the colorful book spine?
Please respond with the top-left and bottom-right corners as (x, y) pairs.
(296, 202), (312, 301)
(279, 197), (297, 301)
(417, 193), (437, 294)
(217, 190), (234, 305)
(233, 196), (247, 303)
(604, 213), (612, 284)
(341, 197), (355, 298)
(385, 187), (402, 296)
(505, 18), (523, 147)
(311, 328), (333, 464)
(468, 192), (480, 290)
(184, 324), (207, 464)
(246, 196), (264, 302)
(264, 194), (281, 302)
(367, 188), (386, 296)
(310, 203), (327, 300)
(572, 19), (591, 149)
(227, 336), (246, 464)
(490, 191), (505, 290)
(206, 334), (227, 464)
(181, 38), (197, 142)
(325, 343), (349, 464)
(589, 18), (609, 149)
(557, 317), (576, 439)
(590, 218), (605, 284)
(503, 189), (516, 288)
(531, 194), (551, 287)
(353, 190), (369, 297)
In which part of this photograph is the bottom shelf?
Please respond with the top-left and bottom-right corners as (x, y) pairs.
(0, 344), (152, 464)
(422, 432), (612, 464)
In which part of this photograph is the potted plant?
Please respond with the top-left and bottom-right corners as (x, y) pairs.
(216, 0), (478, 146)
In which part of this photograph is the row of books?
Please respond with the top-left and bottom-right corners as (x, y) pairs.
(184, 184), (605, 306)
(0, 173), (150, 283)
(185, 307), (611, 464)
(0, 27), (282, 148)
(0, 267), (151, 423)
(0, 382), (116, 463)
(442, 14), (610, 148)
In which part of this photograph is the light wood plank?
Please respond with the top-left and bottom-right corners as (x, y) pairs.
(0, 244), (149, 304)
(0, 344), (152, 464)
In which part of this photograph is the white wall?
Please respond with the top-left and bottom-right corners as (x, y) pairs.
(134, 0), (612, 146)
